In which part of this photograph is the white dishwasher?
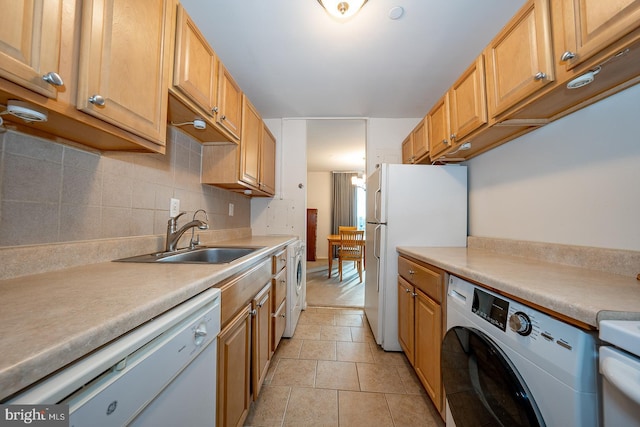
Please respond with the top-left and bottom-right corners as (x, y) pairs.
(599, 320), (640, 427)
(7, 287), (221, 426)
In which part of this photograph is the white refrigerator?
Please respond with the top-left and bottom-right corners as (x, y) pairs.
(364, 164), (467, 351)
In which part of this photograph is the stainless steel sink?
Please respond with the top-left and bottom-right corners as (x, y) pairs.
(114, 246), (263, 264)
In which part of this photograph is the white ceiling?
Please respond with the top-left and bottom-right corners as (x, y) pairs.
(180, 0), (526, 170)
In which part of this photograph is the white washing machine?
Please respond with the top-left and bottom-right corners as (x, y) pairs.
(283, 240), (305, 337)
(442, 275), (599, 427)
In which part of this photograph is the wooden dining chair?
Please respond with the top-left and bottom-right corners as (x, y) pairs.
(338, 226), (357, 232)
(338, 229), (365, 282)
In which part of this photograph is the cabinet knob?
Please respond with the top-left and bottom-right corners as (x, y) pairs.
(560, 51), (576, 62)
(250, 309), (257, 316)
(441, 139), (448, 145)
(221, 115), (227, 120)
(212, 106), (219, 113)
(534, 72), (547, 81)
(404, 288), (411, 293)
(411, 292), (418, 297)
(408, 269), (415, 275)
(88, 95), (106, 106)
(450, 133), (456, 141)
(42, 72), (64, 87)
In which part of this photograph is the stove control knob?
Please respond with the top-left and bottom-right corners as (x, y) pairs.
(509, 312), (532, 336)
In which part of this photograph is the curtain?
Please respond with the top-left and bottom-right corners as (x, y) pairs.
(331, 171), (358, 237)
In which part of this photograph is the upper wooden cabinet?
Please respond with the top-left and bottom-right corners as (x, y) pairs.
(485, 0), (554, 118)
(0, 0), (63, 99)
(168, 4), (243, 144)
(427, 94), (451, 160)
(0, 0), (168, 152)
(76, 0), (172, 146)
(173, 4), (218, 118)
(402, 117), (429, 164)
(201, 95), (276, 197)
(240, 96), (261, 188)
(449, 55), (488, 143)
(260, 125), (277, 195)
(216, 63), (243, 140)
(557, 0), (640, 71)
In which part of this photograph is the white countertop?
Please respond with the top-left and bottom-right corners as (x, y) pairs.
(397, 246), (640, 329)
(0, 235), (295, 401)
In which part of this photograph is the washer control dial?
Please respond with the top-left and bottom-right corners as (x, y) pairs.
(509, 311), (532, 336)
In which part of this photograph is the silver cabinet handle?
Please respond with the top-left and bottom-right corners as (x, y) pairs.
(42, 72), (64, 87)
(534, 72), (547, 81)
(89, 95), (105, 106)
(560, 51), (576, 62)
(250, 309), (257, 316)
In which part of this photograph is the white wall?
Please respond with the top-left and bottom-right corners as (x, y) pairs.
(307, 171), (332, 259)
(251, 119), (307, 239)
(366, 118), (421, 175)
(467, 84), (640, 251)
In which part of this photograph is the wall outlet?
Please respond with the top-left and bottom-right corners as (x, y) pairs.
(228, 203), (234, 217)
(170, 198), (180, 217)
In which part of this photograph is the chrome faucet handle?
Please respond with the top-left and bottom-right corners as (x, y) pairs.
(190, 209), (209, 248)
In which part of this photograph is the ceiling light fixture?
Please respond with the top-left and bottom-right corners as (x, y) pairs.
(317, 0), (368, 20)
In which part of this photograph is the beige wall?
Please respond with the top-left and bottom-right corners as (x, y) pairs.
(307, 171), (332, 259)
(0, 127), (251, 247)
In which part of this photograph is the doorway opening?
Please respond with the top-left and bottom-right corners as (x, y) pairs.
(306, 119), (367, 308)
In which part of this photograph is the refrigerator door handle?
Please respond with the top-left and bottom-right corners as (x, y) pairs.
(374, 224), (382, 291)
(374, 188), (381, 223)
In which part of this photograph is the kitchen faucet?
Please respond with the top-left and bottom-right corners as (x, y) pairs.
(189, 209), (209, 249)
(165, 211), (208, 252)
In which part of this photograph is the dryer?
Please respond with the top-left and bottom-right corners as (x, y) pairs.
(442, 275), (599, 427)
(283, 240), (305, 337)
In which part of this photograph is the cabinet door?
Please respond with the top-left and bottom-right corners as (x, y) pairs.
(0, 0), (63, 98)
(560, 0), (640, 70)
(173, 4), (217, 116)
(272, 299), (286, 353)
(401, 134), (414, 164)
(240, 96), (261, 188)
(450, 55), (488, 143)
(216, 63), (242, 140)
(218, 304), (251, 427)
(412, 118), (429, 160)
(77, 0), (171, 144)
(427, 93), (451, 160)
(414, 289), (443, 413)
(260, 124), (277, 195)
(397, 277), (415, 365)
(485, 0), (554, 117)
(252, 283), (271, 400)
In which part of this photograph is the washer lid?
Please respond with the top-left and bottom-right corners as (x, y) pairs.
(599, 320), (640, 356)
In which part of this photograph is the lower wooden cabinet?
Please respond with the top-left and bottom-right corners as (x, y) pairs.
(217, 304), (251, 427)
(397, 255), (446, 418)
(414, 288), (442, 409)
(252, 282), (272, 400)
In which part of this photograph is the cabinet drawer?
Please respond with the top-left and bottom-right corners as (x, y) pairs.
(273, 248), (287, 273)
(272, 267), (287, 310)
(218, 258), (272, 328)
(398, 257), (443, 303)
(272, 300), (286, 352)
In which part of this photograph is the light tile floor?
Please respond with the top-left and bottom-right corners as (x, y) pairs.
(244, 307), (445, 427)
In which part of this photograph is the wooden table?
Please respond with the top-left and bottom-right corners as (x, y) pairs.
(327, 234), (365, 278)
